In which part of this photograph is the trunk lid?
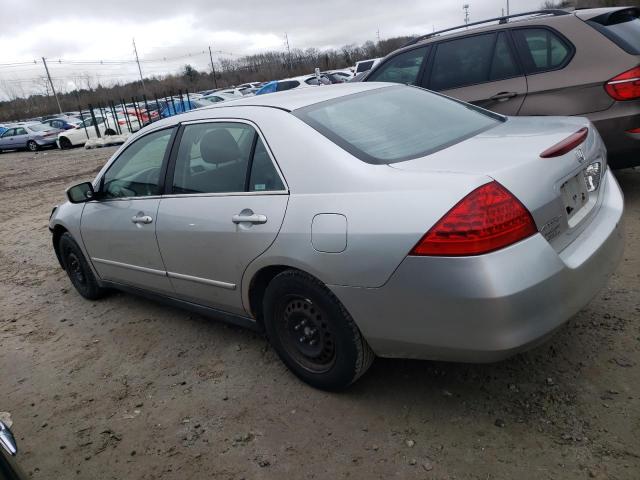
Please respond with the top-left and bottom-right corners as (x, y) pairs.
(390, 116), (607, 252)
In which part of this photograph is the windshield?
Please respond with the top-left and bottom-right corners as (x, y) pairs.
(293, 85), (502, 164)
(588, 8), (640, 54)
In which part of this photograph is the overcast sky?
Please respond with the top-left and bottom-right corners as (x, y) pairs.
(0, 0), (544, 99)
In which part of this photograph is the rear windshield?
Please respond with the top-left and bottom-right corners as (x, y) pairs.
(588, 8), (640, 54)
(293, 85), (501, 164)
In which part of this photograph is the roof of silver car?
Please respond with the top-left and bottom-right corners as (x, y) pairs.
(191, 82), (391, 113)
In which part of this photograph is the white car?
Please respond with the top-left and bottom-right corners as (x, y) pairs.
(57, 115), (140, 149)
(201, 93), (240, 104)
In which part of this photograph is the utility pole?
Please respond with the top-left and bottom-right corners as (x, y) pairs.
(506, 0), (510, 16)
(284, 32), (292, 70)
(208, 46), (218, 89)
(376, 29), (380, 43)
(463, 4), (470, 26)
(41, 57), (62, 114)
(132, 38), (147, 95)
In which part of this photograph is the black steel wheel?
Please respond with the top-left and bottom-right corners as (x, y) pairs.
(59, 137), (72, 149)
(263, 270), (374, 390)
(59, 232), (107, 300)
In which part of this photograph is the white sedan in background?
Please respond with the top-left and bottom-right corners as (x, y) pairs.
(57, 115), (141, 148)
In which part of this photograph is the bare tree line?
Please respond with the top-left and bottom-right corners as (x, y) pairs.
(0, 36), (413, 122)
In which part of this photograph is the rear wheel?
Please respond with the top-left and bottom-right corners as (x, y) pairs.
(26, 140), (38, 152)
(59, 137), (72, 149)
(59, 232), (107, 300)
(104, 129), (116, 136)
(263, 270), (374, 390)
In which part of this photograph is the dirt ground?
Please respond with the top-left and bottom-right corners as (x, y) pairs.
(0, 145), (638, 480)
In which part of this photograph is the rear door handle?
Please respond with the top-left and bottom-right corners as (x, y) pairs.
(490, 91), (518, 102)
(131, 215), (153, 224)
(232, 213), (267, 224)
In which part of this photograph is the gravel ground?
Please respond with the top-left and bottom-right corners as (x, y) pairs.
(0, 146), (638, 480)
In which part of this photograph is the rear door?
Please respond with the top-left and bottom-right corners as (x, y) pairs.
(12, 127), (29, 149)
(156, 120), (288, 315)
(513, 26), (613, 115)
(423, 31), (527, 115)
(80, 127), (176, 294)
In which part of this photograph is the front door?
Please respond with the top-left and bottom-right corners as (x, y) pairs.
(81, 127), (176, 294)
(0, 129), (16, 150)
(156, 121), (288, 315)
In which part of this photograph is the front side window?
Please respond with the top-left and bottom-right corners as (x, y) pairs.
(171, 122), (285, 194)
(430, 33), (497, 90)
(367, 47), (428, 85)
(101, 128), (174, 199)
(294, 85), (501, 164)
(513, 28), (571, 73)
(1, 129), (14, 137)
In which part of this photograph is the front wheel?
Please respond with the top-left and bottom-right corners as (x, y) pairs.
(59, 232), (107, 300)
(59, 137), (72, 149)
(263, 270), (375, 390)
(26, 140), (38, 152)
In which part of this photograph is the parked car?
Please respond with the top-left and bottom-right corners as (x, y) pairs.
(354, 58), (381, 76)
(0, 420), (25, 479)
(57, 115), (132, 149)
(255, 75), (328, 95)
(42, 117), (82, 130)
(322, 70), (354, 83)
(361, 7), (640, 168)
(0, 123), (62, 152)
(201, 93), (240, 104)
(51, 82), (623, 390)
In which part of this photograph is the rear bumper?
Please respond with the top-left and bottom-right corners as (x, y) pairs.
(587, 100), (640, 168)
(330, 171), (624, 362)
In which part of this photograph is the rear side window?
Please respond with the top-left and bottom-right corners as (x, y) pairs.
(276, 81), (299, 92)
(293, 85), (501, 164)
(512, 28), (572, 73)
(430, 33), (497, 90)
(366, 47), (428, 85)
(587, 8), (640, 55)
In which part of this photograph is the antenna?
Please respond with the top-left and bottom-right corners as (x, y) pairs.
(463, 4), (470, 25)
(284, 32), (292, 70)
(132, 38), (146, 96)
(376, 28), (380, 43)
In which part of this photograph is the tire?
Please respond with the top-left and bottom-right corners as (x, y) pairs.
(58, 232), (107, 300)
(27, 140), (38, 152)
(104, 129), (116, 136)
(59, 137), (72, 149)
(263, 269), (375, 390)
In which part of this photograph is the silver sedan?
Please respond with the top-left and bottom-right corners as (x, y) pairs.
(49, 83), (624, 390)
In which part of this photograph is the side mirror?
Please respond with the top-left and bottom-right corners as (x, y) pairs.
(66, 181), (95, 203)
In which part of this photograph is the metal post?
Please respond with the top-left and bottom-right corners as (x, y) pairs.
(178, 89), (185, 112)
(99, 104), (110, 134)
(121, 99), (133, 133)
(41, 57), (63, 114)
(78, 105), (89, 140)
(131, 97), (142, 132)
(110, 101), (122, 135)
(169, 92), (177, 117)
(143, 95), (151, 124)
(132, 38), (147, 96)
(208, 45), (218, 89)
(185, 90), (191, 109)
(154, 94), (162, 119)
(88, 104), (101, 138)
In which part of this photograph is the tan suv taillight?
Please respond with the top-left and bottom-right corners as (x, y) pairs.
(605, 66), (640, 101)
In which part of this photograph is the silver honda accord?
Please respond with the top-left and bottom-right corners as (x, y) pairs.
(49, 83), (624, 390)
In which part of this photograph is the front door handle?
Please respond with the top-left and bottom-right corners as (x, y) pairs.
(232, 213), (267, 224)
(490, 91), (518, 102)
(131, 215), (153, 224)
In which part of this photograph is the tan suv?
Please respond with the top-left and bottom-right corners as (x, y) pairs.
(362, 7), (640, 168)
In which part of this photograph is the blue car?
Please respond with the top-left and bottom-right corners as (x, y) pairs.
(42, 118), (80, 130)
(255, 81), (278, 95)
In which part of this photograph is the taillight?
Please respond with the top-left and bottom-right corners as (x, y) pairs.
(627, 127), (640, 134)
(540, 127), (588, 158)
(604, 66), (640, 101)
(410, 181), (537, 256)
